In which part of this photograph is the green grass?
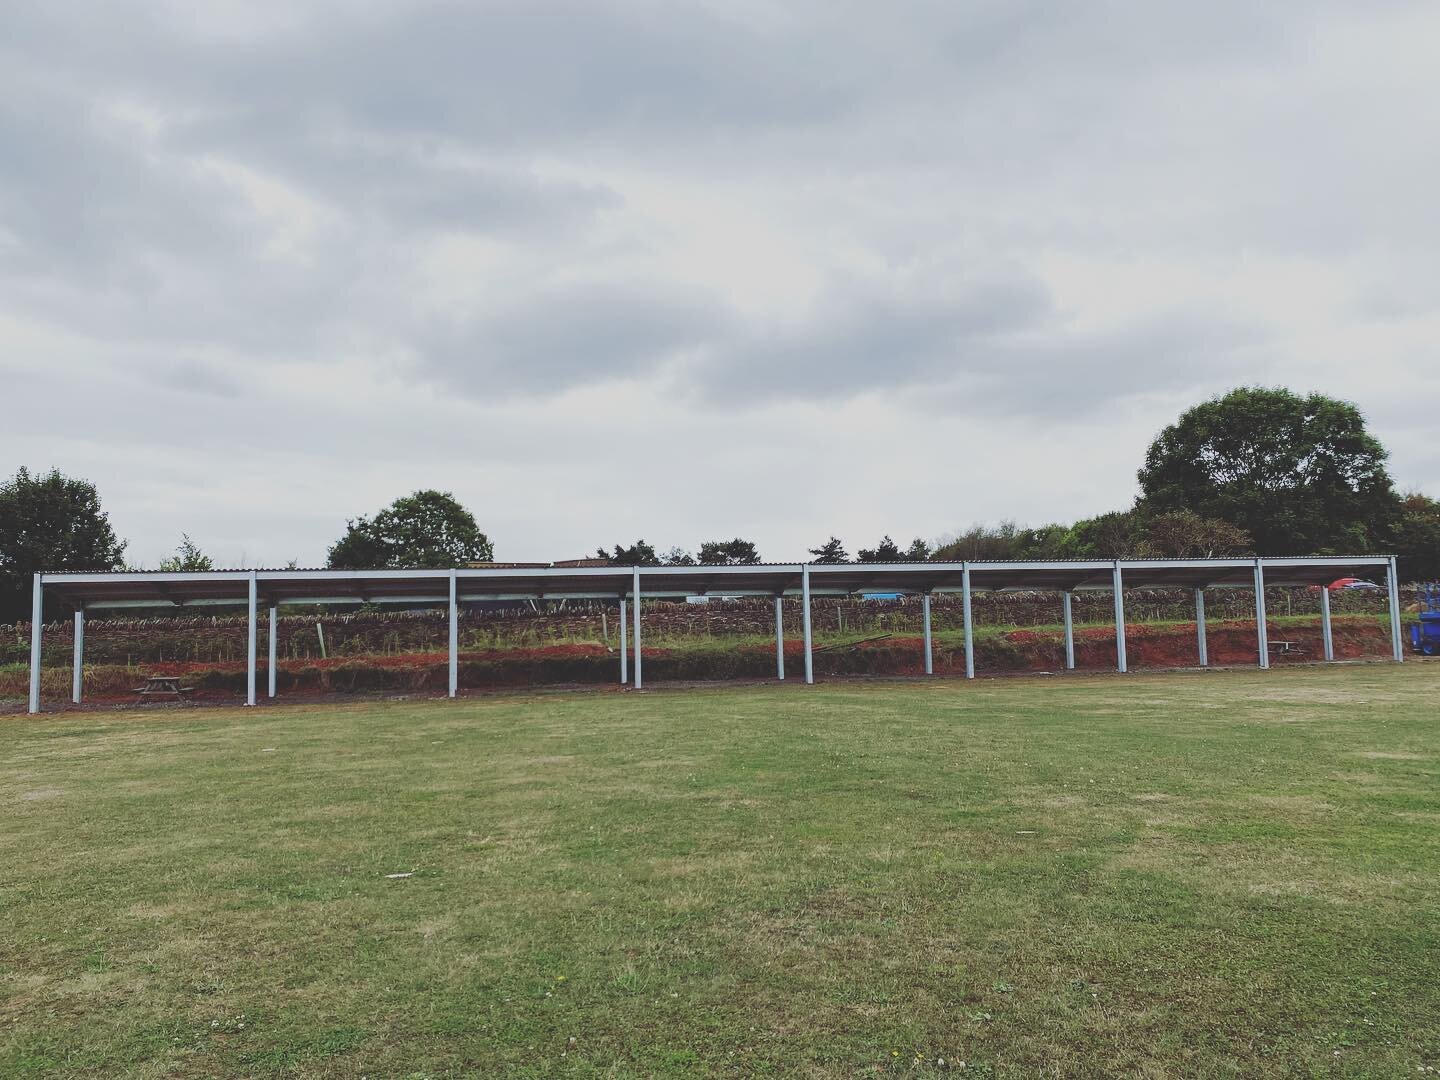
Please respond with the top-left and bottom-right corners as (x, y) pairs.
(2, 665), (1438, 1078)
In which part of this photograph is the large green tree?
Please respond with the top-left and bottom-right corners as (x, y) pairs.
(327, 490), (494, 569)
(856, 536), (903, 562)
(808, 536), (849, 563)
(698, 538), (761, 565)
(0, 467), (127, 621)
(1394, 493), (1440, 582)
(1137, 387), (1398, 555)
(596, 541), (662, 566)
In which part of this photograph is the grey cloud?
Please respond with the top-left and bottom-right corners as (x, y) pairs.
(164, 359), (246, 399)
(909, 310), (1268, 418)
(8, 1), (860, 149)
(683, 275), (1263, 418)
(416, 278), (731, 395)
(692, 272), (1054, 402)
(0, 85), (244, 282)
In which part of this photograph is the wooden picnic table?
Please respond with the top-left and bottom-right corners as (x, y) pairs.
(131, 676), (195, 699)
(1268, 640), (1304, 656)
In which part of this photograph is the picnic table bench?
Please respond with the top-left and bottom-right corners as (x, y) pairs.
(1268, 640), (1304, 657)
(131, 676), (195, 699)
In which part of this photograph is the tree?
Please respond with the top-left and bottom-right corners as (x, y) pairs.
(1141, 510), (1252, 558)
(808, 536), (848, 563)
(596, 540), (661, 566)
(856, 536), (903, 562)
(327, 490), (493, 569)
(1393, 493), (1440, 582)
(932, 521), (1027, 561)
(903, 538), (932, 561)
(1137, 387), (1399, 555)
(661, 547), (696, 566)
(0, 467), (127, 621)
(158, 534), (214, 572)
(698, 538), (761, 565)
(1055, 511), (1140, 559)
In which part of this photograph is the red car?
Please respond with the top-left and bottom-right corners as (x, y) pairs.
(1325, 577), (1384, 591)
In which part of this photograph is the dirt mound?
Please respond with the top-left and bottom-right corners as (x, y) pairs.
(7, 617), (1401, 710)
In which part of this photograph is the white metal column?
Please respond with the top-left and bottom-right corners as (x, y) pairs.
(775, 597), (785, 680)
(448, 570), (459, 697)
(801, 565), (814, 684)
(1319, 584), (1335, 662)
(28, 574), (42, 714)
(1254, 560), (1270, 669)
(962, 565), (975, 679)
(619, 599), (628, 684)
(922, 593), (933, 675)
(246, 571), (258, 706)
(1062, 591), (1075, 671)
(268, 605), (278, 699)
(1195, 588), (1209, 668)
(1112, 562), (1128, 673)
(632, 568), (642, 690)
(1387, 556), (1404, 663)
(72, 606), (84, 704)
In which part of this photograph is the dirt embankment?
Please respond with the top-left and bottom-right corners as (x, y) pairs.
(3, 617), (1403, 711)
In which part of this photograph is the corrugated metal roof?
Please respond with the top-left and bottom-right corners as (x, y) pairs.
(30, 555), (1393, 610)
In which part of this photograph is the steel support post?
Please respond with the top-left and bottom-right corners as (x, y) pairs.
(72, 606), (85, 704)
(775, 597), (785, 680)
(922, 593), (933, 675)
(632, 568), (642, 690)
(1387, 556), (1404, 663)
(448, 570), (459, 697)
(1195, 588), (1209, 668)
(619, 599), (628, 684)
(962, 565), (975, 679)
(1062, 591), (1075, 671)
(28, 575), (42, 714)
(1319, 584), (1335, 662)
(1254, 560), (1270, 669)
(802, 565), (814, 684)
(1113, 562), (1128, 673)
(246, 571), (258, 706)
(268, 605), (278, 698)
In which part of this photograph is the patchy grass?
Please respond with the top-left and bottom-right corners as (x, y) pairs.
(1, 665), (1438, 1077)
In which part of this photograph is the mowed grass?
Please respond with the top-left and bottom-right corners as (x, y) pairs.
(2, 667), (1438, 1078)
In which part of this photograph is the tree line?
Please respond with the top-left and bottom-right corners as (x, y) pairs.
(3, 387), (1437, 622)
(588, 389), (1439, 576)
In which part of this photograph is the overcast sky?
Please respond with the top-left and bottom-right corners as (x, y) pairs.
(4, 0), (1438, 567)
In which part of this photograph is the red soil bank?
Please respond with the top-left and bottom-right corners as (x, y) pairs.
(13, 617), (1399, 710)
(866, 618), (1392, 677)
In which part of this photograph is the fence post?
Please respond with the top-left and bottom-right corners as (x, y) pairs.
(775, 596), (785, 680)
(1112, 561), (1127, 673)
(28, 575), (43, 714)
(962, 565), (975, 679)
(1387, 556), (1404, 663)
(1254, 560), (1269, 669)
(72, 606), (85, 704)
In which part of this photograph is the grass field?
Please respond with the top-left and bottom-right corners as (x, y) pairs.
(2, 665), (1437, 1078)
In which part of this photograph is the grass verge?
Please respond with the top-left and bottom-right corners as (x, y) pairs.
(1, 665), (1438, 1076)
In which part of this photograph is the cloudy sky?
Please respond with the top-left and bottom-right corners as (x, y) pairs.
(4, 0), (1438, 567)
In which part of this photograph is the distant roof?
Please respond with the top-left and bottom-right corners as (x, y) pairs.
(34, 556), (1394, 611)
